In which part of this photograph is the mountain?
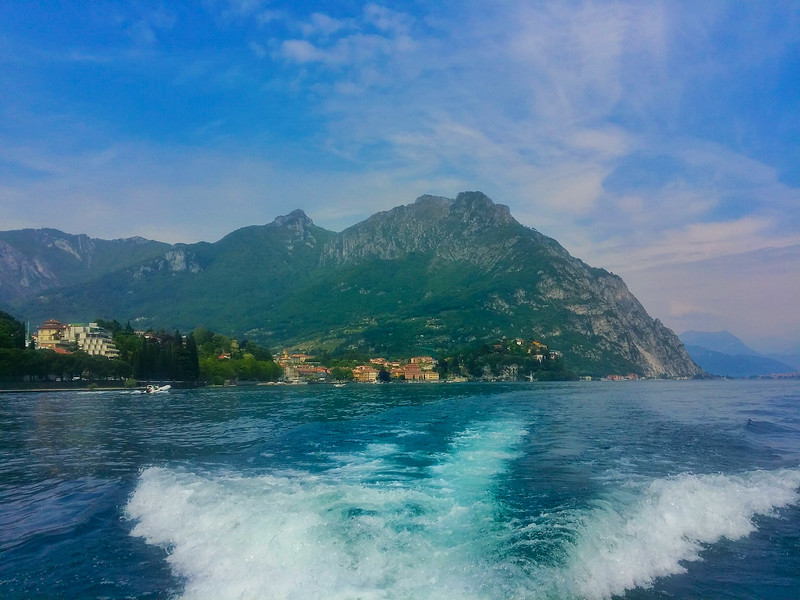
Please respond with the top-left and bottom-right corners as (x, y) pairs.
(679, 330), (762, 356)
(679, 331), (796, 377)
(766, 352), (800, 371)
(3, 192), (701, 378)
(0, 228), (169, 304)
(682, 346), (796, 378)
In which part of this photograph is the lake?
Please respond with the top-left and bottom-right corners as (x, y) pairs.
(2, 380), (799, 599)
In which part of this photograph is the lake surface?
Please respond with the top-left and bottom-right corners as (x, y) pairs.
(2, 380), (799, 599)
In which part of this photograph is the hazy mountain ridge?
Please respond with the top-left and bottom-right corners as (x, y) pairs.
(680, 330), (762, 356)
(679, 331), (796, 377)
(2, 192), (701, 377)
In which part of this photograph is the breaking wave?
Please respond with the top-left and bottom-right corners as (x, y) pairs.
(126, 419), (800, 599)
(564, 468), (800, 599)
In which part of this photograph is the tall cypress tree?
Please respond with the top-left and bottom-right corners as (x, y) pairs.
(185, 333), (200, 380)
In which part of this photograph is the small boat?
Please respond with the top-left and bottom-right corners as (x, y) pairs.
(141, 384), (171, 394)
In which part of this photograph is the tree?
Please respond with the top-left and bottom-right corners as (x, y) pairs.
(378, 368), (391, 382)
(435, 357), (448, 376)
(244, 340), (272, 362)
(330, 366), (353, 381)
(212, 334), (232, 355)
(0, 311), (25, 349)
(94, 319), (123, 336)
(184, 333), (200, 380)
(192, 327), (213, 346)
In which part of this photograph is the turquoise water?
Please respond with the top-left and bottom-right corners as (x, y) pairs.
(2, 380), (800, 599)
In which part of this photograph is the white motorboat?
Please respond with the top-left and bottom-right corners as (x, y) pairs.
(141, 384), (171, 394)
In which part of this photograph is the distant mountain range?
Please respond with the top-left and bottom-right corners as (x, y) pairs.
(1, 192), (702, 378)
(0, 228), (169, 304)
(679, 330), (797, 377)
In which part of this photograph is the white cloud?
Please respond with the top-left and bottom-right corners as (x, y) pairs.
(280, 39), (325, 63)
(363, 4), (411, 34)
(616, 217), (792, 269)
(223, 0), (269, 17)
(624, 245), (800, 352)
(300, 12), (348, 37)
(4, 0), (800, 350)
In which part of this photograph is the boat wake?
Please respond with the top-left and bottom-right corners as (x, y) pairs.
(126, 419), (800, 599)
(563, 468), (800, 599)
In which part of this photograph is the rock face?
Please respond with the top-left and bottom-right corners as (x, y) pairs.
(323, 193), (518, 268)
(2, 192), (701, 377)
(317, 192), (700, 378)
(0, 229), (168, 303)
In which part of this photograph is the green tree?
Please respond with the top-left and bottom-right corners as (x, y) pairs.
(184, 333), (200, 380)
(212, 334), (232, 355)
(330, 366), (353, 381)
(94, 319), (123, 336)
(244, 340), (273, 362)
(192, 327), (213, 347)
(0, 311), (25, 349)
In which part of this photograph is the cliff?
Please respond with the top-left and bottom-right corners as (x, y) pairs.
(1, 192), (701, 377)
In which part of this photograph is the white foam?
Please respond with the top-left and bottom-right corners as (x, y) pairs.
(126, 420), (528, 600)
(126, 421), (800, 600)
(565, 468), (800, 599)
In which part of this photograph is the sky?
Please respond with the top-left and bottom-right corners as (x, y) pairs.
(1, 1), (799, 353)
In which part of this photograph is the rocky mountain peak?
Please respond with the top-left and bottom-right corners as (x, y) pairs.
(452, 191), (514, 226)
(413, 194), (452, 208)
(271, 209), (313, 229)
(2, 192), (702, 378)
(323, 191), (521, 267)
(269, 209), (316, 246)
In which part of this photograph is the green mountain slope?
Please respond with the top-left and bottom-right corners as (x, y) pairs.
(0, 228), (169, 303)
(4, 193), (701, 377)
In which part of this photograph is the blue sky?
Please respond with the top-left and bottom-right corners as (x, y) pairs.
(2, 1), (799, 352)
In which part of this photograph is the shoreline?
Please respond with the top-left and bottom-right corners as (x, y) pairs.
(0, 381), (196, 393)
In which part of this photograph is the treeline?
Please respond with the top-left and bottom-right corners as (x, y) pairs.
(0, 346), (133, 384)
(97, 321), (283, 384)
(0, 312), (204, 384)
(440, 339), (574, 381)
(0, 310), (284, 387)
(192, 327), (282, 385)
(2, 311), (120, 384)
(97, 320), (199, 382)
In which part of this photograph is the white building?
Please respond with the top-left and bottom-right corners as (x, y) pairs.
(64, 323), (120, 358)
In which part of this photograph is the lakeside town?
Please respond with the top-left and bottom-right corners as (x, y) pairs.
(5, 316), (586, 386)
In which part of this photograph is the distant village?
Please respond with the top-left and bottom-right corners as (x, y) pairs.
(277, 350), (443, 383)
(24, 318), (600, 384)
(29, 318), (448, 383)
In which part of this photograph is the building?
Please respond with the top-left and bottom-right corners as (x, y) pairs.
(353, 365), (379, 382)
(410, 356), (435, 369)
(34, 319), (67, 350)
(34, 319), (119, 358)
(65, 323), (120, 358)
(402, 363), (440, 381)
(296, 365), (329, 381)
(278, 350), (315, 366)
(403, 364), (424, 380)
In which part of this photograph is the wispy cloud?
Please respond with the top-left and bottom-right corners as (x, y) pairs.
(2, 0), (799, 347)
